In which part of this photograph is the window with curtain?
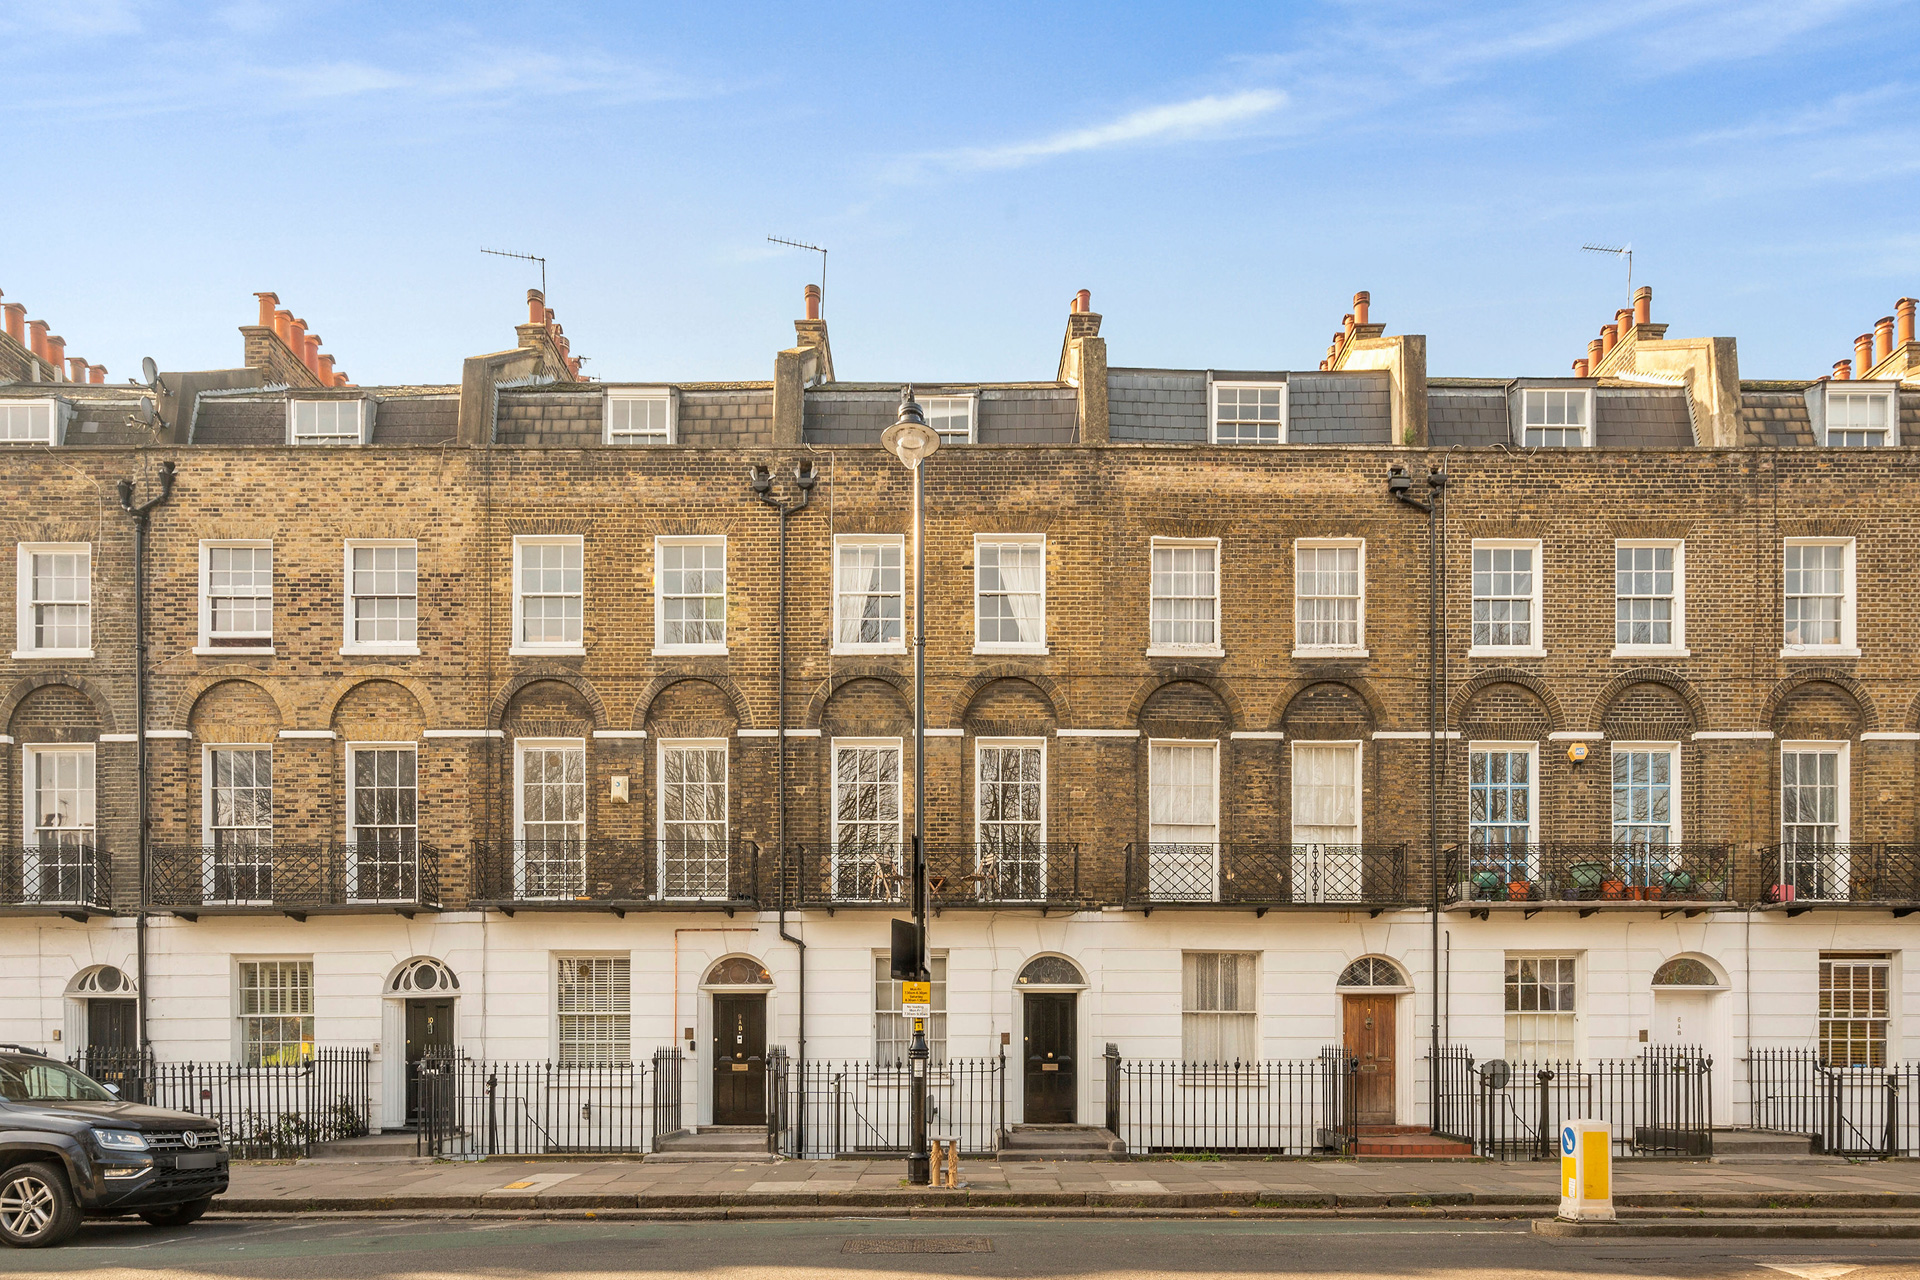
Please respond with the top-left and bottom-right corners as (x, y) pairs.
(239, 960), (313, 1066)
(1819, 954), (1888, 1067)
(1294, 543), (1362, 650)
(1290, 742), (1361, 902)
(556, 956), (630, 1066)
(1183, 952), (1257, 1063)
(1783, 542), (1848, 647)
(660, 741), (728, 899)
(835, 538), (904, 649)
(208, 747), (272, 902)
(874, 954), (947, 1063)
(975, 538), (1045, 649)
(1150, 540), (1218, 650)
(1148, 742), (1217, 900)
(350, 747), (416, 901)
(1504, 955), (1575, 1061)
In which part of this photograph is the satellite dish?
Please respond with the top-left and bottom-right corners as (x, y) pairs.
(141, 357), (159, 386)
(1478, 1059), (1512, 1090)
(135, 398), (155, 427)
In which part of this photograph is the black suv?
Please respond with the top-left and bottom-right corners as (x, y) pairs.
(0, 1047), (228, 1248)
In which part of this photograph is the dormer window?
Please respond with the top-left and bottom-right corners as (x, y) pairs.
(289, 399), (367, 445)
(1823, 387), (1895, 447)
(0, 401), (58, 445)
(1212, 382), (1286, 444)
(1520, 388), (1591, 447)
(605, 390), (674, 444)
(924, 395), (974, 444)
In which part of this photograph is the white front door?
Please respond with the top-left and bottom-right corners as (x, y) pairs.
(1651, 989), (1728, 1126)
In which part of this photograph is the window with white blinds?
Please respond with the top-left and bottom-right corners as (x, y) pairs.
(1820, 954), (1889, 1067)
(1183, 952), (1257, 1063)
(556, 956), (630, 1066)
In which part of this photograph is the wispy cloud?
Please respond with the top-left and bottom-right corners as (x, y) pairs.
(925, 88), (1287, 173)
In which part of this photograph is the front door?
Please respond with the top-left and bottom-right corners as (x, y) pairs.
(86, 999), (135, 1054)
(404, 999), (455, 1127)
(1343, 994), (1395, 1125)
(1652, 989), (1726, 1125)
(1022, 992), (1076, 1123)
(712, 994), (766, 1125)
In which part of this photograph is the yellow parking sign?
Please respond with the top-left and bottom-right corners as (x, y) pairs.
(901, 980), (932, 1016)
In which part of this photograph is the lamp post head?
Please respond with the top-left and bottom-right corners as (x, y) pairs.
(883, 384), (940, 470)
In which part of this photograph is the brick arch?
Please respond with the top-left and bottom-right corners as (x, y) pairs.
(1124, 667), (1245, 733)
(1763, 669), (1878, 734)
(1267, 675), (1387, 734)
(0, 672), (118, 736)
(632, 674), (754, 731)
(487, 670), (609, 731)
(316, 670), (439, 730)
(177, 674), (290, 732)
(947, 667), (1067, 727)
(1450, 668), (1564, 734)
(803, 665), (912, 730)
(1585, 668), (1704, 735)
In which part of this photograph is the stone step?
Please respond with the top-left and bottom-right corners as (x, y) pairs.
(1350, 1133), (1476, 1158)
(647, 1127), (776, 1163)
(309, 1133), (422, 1160)
(1711, 1129), (1821, 1159)
(999, 1124), (1127, 1161)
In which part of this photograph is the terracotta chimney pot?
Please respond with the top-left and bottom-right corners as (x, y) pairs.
(1833, 360), (1853, 380)
(1615, 308), (1634, 343)
(271, 309), (292, 343)
(527, 288), (546, 325)
(544, 307), (555, 324)
(302, 333), (321, 372)
(318, 353), (335, 383)
(1352, 291), (1370, 326)
(1633, 286), (1652, 327)
(46, 335), (65, 376)
(1601, 324), (1617, 357)
(88, 365), (105, 385)
(1897, 298), (1917, 347)
(1075, 288), (1091, 314)
(28, 319), (48, 358)
(1854, 333), (1874, 380)
(1874, 316), (1894, 364)
(253, 291), (279, 328)
(1572, 359), (1590, 377)
(286, 316), (307, 357)
(1588, 338), (1605, 368)
(3, 303), (24, 342)
(1342, 313), (1355, 336)
(804, 284), (821, 320)
(68, 357), (88, 382)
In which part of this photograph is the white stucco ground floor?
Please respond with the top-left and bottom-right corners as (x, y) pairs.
(0, 906), (1909, 1134)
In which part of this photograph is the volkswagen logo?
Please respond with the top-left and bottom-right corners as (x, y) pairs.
(181, 1130), (200, 1150)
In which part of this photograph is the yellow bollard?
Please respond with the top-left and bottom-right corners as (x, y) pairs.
(1557, 1119), (1614, 1222)
(945, 1142), (960, 1188)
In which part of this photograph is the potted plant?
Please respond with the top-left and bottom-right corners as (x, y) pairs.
(1568, 862), (1607, 898)
(1643, 883), (1665, 901)
(1663, 869), (1694, 897)
(1507, 879), (1532, 901)
(1473, 870), (1505, 901)
(1600, 877), (1627, 899)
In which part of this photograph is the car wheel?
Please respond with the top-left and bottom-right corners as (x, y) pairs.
(0, 1162), (81, 1248)
(140, 1199), (211, 1229)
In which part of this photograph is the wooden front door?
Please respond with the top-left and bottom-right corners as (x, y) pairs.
(86, 999), (135, 1053)
(1343, 994), (1396, 1125)
(404, 998), (455, 1127)
(712, 994), (767, 1125)
(1022, 993), (1076, 1123)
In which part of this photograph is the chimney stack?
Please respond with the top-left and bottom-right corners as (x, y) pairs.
(1600, 322), (1617, 357)
(88, 365), (105, 385)
(1615, 308), (1634, 344)
(1854, 332), (1873, 380)
(804, 283), (821, 320)
(1898, 298), (1917, 347)
(68, 357), (88, 383)
(1572, 358), (1590, 377)
(28, 319), (48, 359)
(46, 335), (65, 378)
(1633, 285), (1652, 326)
(254, 291), (279, 328)
(1352, 291), (1370, 326)
(1874, 315), (1895, 365)
(527, 289), (546, 325)
(3, 303), (23, 342)
(1832, 360), (1853, 380)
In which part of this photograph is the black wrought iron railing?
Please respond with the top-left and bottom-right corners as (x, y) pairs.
(770, 1055), (1007, 1158)
(0, 843), (112, 911)
(414, 1051), (681, 1157)
(147, 843), (441, 912)
(1758, 845), (1920, 907)
(468, 839), (758, 909)
(1122, 843), (1410, 909)
(1435, 1046), (1712, 1159)
(75, 1047), (370, 1158)
(1746, 1047), (1917, 1156)
(1106, 1047), (1355, 1155)
(1446, 843), (1733, 905)
(781, 844), (1083, 908)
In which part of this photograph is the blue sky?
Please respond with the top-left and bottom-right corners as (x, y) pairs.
(3, 1), (1916, 385)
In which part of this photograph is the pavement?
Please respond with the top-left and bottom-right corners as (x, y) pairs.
(217, 1155), (1920, 1216)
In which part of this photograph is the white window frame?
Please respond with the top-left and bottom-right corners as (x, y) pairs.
(511, 534), (586, 656)
(1468, 538), (1545, 658)
(287, 399), (368, 445)
(1147, 536), (1224, 657)
(201, 744), (274, 905)
(0, 400), (59, 445)
(1820, 385), (1898, 447)
(553, 954), (631, 1067)
(875, 952), (948, 1064)
(923, 393), (976, 445)
(1181, 951), (1259, 1065)
(972, 533), (1047, 655)
(603, 389), (675, 445)
(974, 736), (1047, 847)
(1209, 379), (1288, 445)
(1517, 387), (1593, 448)
(1819, 953), (1891, 1068)
(1609, 741), (1681, 848)
(235, 958), (314, 1067)
(1289, 739), (1363, 844)
(1780, 739), (1850, 847)
(514, 737), (588, 846)
(195, 540), (274, 655)
(832, 534), (907, 655)
(13, 542), (93, 659)
(652, 534), (727, 656)
(1292, 537), (1367, 657)
(831, 737), (904, 849)
(656, 737), (730, 901)
(340, 539), (419, 656)
(1503, 953), (1580, 1062)
(1612, 539), (1687, 658)
(344, 741), (419, 902)
(1781, 537), (1859, 658)
(1466, 740), (1539, 880)
(21, 743), (95, 905)
(22, 742), (95, 848)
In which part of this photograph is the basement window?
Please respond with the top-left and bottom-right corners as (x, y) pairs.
(0, 401), (58, 445)
(288, 399), (367, 445)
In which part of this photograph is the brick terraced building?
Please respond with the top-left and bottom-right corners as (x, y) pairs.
(0, 281), (1916, 1139)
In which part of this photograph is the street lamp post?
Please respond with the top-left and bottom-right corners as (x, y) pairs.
(883, 386), (940, 1186)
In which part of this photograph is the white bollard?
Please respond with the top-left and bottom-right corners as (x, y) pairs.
(1557, 1119), (1615, 1222)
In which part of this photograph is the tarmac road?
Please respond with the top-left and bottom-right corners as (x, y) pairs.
(5, 1217), (1920, 1280)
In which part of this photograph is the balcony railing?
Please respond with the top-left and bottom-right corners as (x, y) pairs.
(780, 843), (1084, 909)
(1759, 844), (1920, 909)
(0, 843), (113, 914)
(1123, 843), (1411, 911)
(469, 839), (759, 910)
(1446, 843), (1733, 906)
(147, 842), (442, 915)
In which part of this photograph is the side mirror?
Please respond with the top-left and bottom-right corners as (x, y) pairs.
(104, 1083), (120, 1097)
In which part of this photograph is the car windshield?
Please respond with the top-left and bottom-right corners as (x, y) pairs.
(0, 1059), (116, 1103)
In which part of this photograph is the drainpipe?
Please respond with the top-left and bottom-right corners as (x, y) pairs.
(753, 460), (816, 1131)
(116, 459), (176, 1055)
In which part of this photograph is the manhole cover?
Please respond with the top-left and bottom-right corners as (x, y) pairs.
(842, 1237), (994, 1254)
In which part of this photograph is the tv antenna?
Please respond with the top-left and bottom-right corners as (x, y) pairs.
(1581, 242), (1633, 300)
(768, 236), (827, 315)
(482, 247), (547, 295)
